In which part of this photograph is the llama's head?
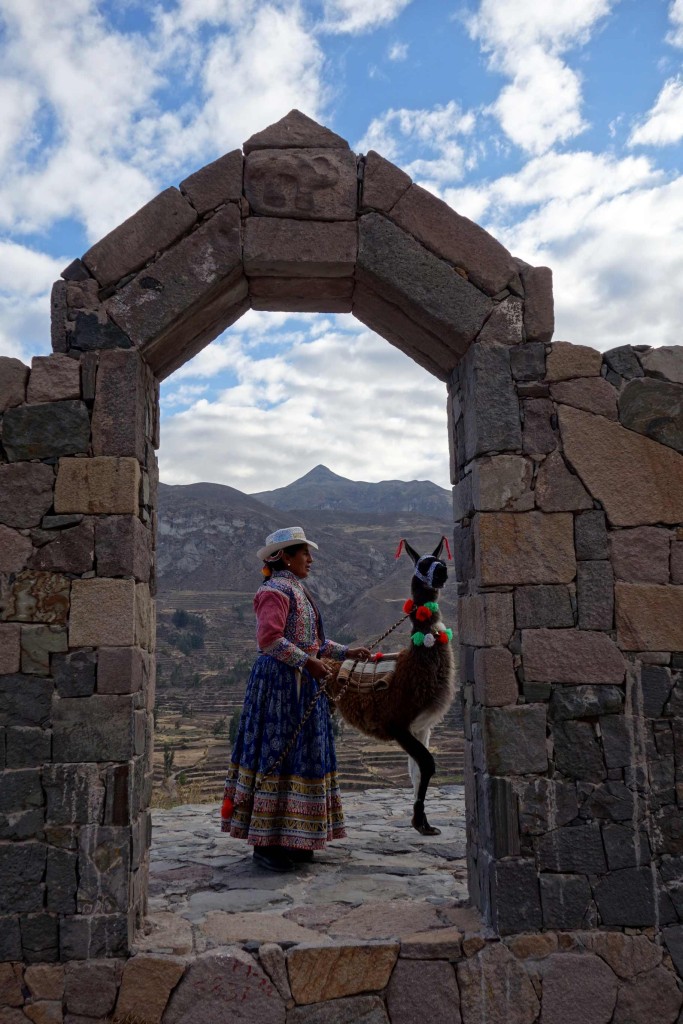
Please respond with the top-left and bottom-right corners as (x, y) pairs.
(397, 537), (450, 596)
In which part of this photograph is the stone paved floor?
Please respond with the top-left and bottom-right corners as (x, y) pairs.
(137, 784), (481, 954)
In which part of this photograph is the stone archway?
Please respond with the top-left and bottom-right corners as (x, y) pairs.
(1, 111), (683, 1003)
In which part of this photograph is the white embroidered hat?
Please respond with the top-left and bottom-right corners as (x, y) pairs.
(257, 526), (319, 561)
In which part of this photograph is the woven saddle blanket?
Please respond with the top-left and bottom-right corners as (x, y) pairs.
(336, 654), (400, 692)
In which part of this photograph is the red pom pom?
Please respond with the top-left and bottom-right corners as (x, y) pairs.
(221, 795), (234, 820)
(437, 631), (449, 645)
(373, 652), (384, 661)
(403, 599), (415, 614)
(415, 605), (432, 622)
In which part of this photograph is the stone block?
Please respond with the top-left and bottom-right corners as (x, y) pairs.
(516, 777), (579, 835)
(82, 187), (197, 288)
(594, 865), (658, 926)
(106, 203), (245, 366)
(476, 511), (575, 586)
(537, 822), (607, 873)
(391, 184), (518, 296)
(64, 959), (123, 1016)
(250, 276), (353, 312)
(352, 281), (454, 379)
(521, 265), (554, 343)
(20, 625), (68, 675)
(540, 874), (592, 929)
(482, 705), (547, 774)
(476, 296), (524, 346)
(671, 541), (683, 583)
(559, 404), (683, 526)
(244, 109), (350, 153)
(0, 356), (28, 411)
(258, 942), (291, 1002)
(24, 964), (64, 1001)
(510, 341), (546, 381)
(600, 714), (635, 770)
(20, 913), (58, 964)
(98, 646), (146, 695)
(575, 510), (608, 560)
(52, 650), (96, 697)
(8, 572), (70, 625)
(77, 825), (131, 914)
(23, 1000), (63, 1023)
(0, 676), (53, 728)
(641, 663), (673, 717)
(640, 344), (683, 383)
(28, 520), (94, 574)
(473, 647), (518, 706)
(546, 341), (602, 380)
(523, 628), (626, 683)
(603, 344), (644, 380)
(613, 964), (683, 1024)
(602, 823), (650, 868)
(91, 348), (151, 460)
(461, 343), (521, 460)
(0, 767), (44, 839)
(553, 720), (606, 781)
(288, 996), (389, 1024)
(535, 450), (593, 512)
(522, 397), (557, 455)
(243, 217), (356, 277)
(55, 456), (140, 515)
(0, 842), (46, 913)
(540, 952), (618, 1024)
(27, 354), (80, 404)
(361, 149), (412, 213)
(244, 147), (357, 220)
(0, 525), (33, 572)
(46, 847), (77, 914)
(458, 592), (514, 646)
(180, 148), (243, 215)
(619, 377), (683, 453)
(452, 522), (474, 581)
(515, 585), (574, 629)
(550, 376), (618, 419)
(6, 726), (51, 768)
(577, 560), (614, 630)
(584, 780), (636, 820)
(0, 916), (22, 960)
(457, 940), (540, 1023)
(69, 578), (136, 647)
(135, 582), (154, 651)
(486, 775), (521, 857)
(471, 454), (534, 512)
(615, 582), (683, 650)
(163, 948), (283, 1020)
(115, 954), (186, 1024)
(285, 942), (397, 1006)
(549, 684), (623, 721)
(0, 623), (20, 674)
(386, 959), (459, 1024)
(610, 526), (671, 584)
(53, 694), (136, 762)
(0, 464), (54, 529)
(69, 310), (133, 353)
(44, 763), (104, 825)
(357, 213), (492, 356)
(95, 515), (151, 581)
(59, 910), (133, 960)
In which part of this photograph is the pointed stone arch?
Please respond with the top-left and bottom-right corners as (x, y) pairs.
(2, 110), (683, 1001)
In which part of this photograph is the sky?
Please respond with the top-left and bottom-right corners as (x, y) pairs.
(2, 0), (683, 492)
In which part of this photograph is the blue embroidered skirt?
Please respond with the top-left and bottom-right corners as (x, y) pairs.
(221, 654), (346, 849)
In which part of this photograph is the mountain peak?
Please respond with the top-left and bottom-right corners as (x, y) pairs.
(298, 465), (347, 484)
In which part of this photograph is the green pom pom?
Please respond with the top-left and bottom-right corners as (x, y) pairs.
(412, 632), (425, 646)
(424, 601), (439, 613)
(445, 627), (453, 641)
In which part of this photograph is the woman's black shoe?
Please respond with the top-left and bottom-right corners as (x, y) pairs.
(287, 848), (315, 863)
(252, 846), (295, 873)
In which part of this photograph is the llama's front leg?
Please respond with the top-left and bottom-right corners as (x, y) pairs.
(408, 727), (431, 799)
(389, 725), (440, 836)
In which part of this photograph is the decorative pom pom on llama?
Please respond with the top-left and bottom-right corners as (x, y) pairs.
(326, 537), (457, 835)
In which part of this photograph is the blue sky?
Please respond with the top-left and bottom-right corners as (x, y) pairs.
(2, 0), (683, 490)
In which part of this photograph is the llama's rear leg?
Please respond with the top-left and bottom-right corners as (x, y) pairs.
(408, 727), (431, 799)
(389, 725), (440, 836)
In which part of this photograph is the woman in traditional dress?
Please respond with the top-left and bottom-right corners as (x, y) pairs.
(221, 526), (370, 872)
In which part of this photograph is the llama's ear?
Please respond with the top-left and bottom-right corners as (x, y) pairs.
(432, 537), (450, 560)
(402, 540), (420, 564)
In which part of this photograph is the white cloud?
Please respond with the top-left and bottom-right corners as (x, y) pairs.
(629, 77), (683, 147)
(320, 0), (412, 34)
(388, 41), (408, 61)
(668, 0), (683, 48)
(465, 0), (612, 154)
(158, 320), (451, 490)
(0, 243), (65, 363)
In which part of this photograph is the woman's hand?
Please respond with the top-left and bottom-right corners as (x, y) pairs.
(347, 646), (371, 661)
(306, 657), (333, 681)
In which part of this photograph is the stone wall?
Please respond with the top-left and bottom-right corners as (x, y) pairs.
(453, 339), (683, 959)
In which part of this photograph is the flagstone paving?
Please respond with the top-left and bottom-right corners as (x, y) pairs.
(138, 784), (478, 953)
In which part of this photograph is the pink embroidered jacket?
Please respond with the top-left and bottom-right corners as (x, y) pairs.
(254, 571), (348, 669)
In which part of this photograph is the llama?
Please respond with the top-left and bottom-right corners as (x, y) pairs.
(325, 538), (456, 836)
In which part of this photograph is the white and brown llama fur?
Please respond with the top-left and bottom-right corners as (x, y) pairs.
(326, 538), (457, 836)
